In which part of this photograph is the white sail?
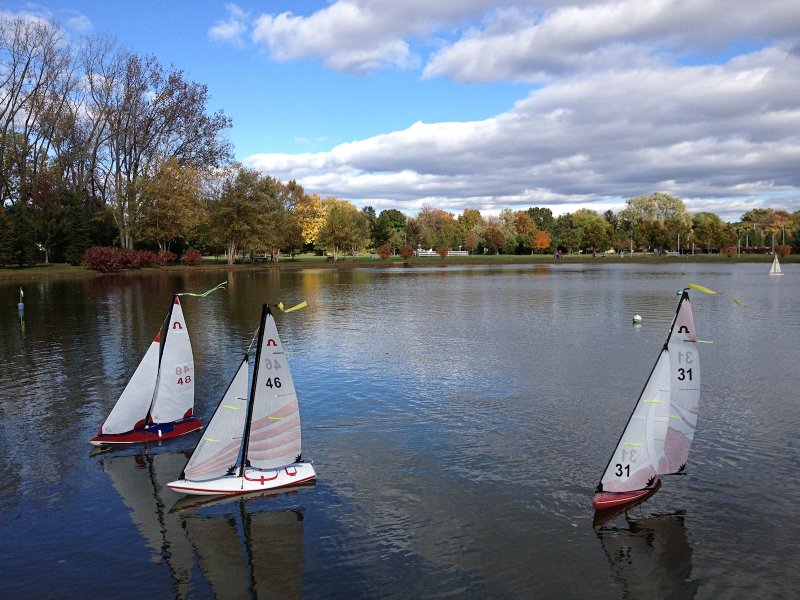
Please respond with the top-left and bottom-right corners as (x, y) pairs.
(770, 255), (783, 275)
(101, 336), (160, 434)
(150, 297), (194, 424)
(600, 349), (671, 492)
(182, 358), (250, 481)
(661, 295), (700, 474)
(247, 309), (302, 469)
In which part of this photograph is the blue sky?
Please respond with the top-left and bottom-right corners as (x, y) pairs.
(3, 1), (799, 220)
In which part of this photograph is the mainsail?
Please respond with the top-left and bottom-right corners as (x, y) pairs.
(150, 296), (194, 424)
(662, 297), (700, 474)
(245, 308), (302, 470)
(596, 290), (699, 500)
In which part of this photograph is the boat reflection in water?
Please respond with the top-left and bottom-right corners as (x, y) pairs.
(595, 511), (698, 599)
(101, 451), (308, 598)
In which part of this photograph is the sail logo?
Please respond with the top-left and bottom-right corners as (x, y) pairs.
(678, 325), (690, 333)
(266, 339), (277, 346)
(172, 321), (184, 329)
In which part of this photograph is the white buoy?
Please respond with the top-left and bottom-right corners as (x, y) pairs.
(632, 314), (642, 324)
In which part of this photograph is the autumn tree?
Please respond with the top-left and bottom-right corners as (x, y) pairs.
(514, 210), (538, 253)
(104, 52), (231, 248)
(532, 230), (552, 253)
(411, 206), (462, 249)
(138, 158), (204, 252)
(209, 167), (267, 264)
(481, 219), (505, 254)
(316, 199), (368, 260)
(293, 193), (326, 248)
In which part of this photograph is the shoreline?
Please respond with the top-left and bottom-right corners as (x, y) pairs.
(0, 252), (790, 283)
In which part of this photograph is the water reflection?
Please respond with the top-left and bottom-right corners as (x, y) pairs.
(100, 450), (305, 598)
(595, 511), (697, 599)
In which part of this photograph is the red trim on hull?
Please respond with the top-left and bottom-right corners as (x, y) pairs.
(592, 476), (660, 511)
(168, 473), (317, 496)
(89, 417), (202, 446)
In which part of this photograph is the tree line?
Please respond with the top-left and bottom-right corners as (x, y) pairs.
(2, 16), (798, 267)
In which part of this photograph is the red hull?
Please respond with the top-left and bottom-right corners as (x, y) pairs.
(89, 417), (202, 446)
(592, 476), (660, 511)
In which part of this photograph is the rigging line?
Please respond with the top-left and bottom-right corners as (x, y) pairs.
(176, 281), (227, 297)
(245, 325), (260, 356)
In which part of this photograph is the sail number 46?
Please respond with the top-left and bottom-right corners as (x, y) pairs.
(265, 377), (282, 388)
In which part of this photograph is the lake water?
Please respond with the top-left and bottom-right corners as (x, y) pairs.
(1, 261), (797, 599)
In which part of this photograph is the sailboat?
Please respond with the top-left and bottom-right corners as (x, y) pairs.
(89, 295), (202, 445)
(769, 254), (784, 276)
(593, 289), (700, 511)
(168, 304), (316, 496)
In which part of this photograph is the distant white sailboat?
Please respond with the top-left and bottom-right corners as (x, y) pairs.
(168, 304), (316, 496)
(769, 255), (784, 276)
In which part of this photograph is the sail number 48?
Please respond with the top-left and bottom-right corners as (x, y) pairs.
(175, 365), (191, 385)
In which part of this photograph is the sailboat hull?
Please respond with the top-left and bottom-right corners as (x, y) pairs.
(89, 417), (203, 446)
(592, 476), (661, 511)
(166, 462), (317, 496)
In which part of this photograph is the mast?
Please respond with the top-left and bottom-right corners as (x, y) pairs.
(596, 290), (689, 491)
(237, 304), (270, 477)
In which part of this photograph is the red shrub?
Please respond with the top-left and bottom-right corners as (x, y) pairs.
(136, 250), (158, 268)
(183, 248), (202, 266)
(376, 244), (392, 260)
(82, 246), (122, 272)
(398, 245), (414, 260)
(436, 246), (449, 259)
(156, 250), (177, 266)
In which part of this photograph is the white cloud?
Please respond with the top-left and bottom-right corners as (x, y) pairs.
(65, 14), (92, 34)
(208, 3), (249, 46)
(424, 0), (800, 82)
(245, 44), (800, 219)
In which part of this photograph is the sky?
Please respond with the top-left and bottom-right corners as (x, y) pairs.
(3, 1), (800, 221)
